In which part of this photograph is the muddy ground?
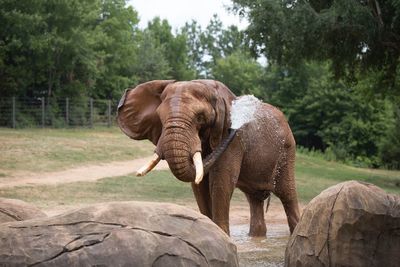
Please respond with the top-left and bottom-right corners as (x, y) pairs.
(230, 204), (290, 266)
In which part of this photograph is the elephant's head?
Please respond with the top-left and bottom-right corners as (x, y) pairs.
(117, 80), (236, 183)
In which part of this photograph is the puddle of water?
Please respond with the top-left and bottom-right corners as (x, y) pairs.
(231, 224), (289, 267)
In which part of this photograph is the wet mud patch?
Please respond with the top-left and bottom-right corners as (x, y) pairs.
(232, 224), (289, 267)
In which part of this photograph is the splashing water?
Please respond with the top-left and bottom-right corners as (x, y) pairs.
(230, 95), (262, 129)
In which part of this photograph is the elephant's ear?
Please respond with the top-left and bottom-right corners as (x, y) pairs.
(192, 80), (236, 150)
(117, 80), (175, 145)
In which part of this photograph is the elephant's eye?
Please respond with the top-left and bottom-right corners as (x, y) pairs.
(196, 113), (206, 125)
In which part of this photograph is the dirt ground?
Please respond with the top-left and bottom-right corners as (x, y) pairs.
(0, 156), (169, 188)
(1, 158), (293, 266)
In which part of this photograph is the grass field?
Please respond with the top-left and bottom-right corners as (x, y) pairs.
(0, 127), (399, 208)
(0, 127), (153, 175)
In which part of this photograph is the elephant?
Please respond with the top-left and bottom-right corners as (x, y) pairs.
(117, 79), (300, 236)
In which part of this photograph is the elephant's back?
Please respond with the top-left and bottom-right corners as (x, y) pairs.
(237, 103), (295, 186)
(239, 102), (294, 155)
(255, 103), (294, 148)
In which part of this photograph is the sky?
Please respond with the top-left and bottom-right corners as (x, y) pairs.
(127, 0), (248, 30)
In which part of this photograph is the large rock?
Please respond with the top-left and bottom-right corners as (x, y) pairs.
(0, 198), (47, 223)
(285, 181), (400, 267)
(0, 201), (238, 266)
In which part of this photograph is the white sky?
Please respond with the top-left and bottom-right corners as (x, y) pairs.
(127, 0), (248, 30)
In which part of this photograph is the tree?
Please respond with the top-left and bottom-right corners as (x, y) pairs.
(181, 20), (206, 77)
(146, 17), (196, 80)
(201, 15), (248, 77)
(132, 30), (171, 83)
(212, 51), (265, 97)
(91, 0), (140, 99)
(0, 0), (98, 98)
(0, 0), (141, 99)
(379, 106), (400, 169)
(181, 15), (249, 78)
(231, 0), (400, 96)
(232, 0), (400, 168)
(264, 62), (391, 166)
(0, 0), (46, 97)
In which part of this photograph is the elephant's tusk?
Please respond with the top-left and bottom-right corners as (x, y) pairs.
(193, 152), (204, 184)
(136, 153), (161, 177)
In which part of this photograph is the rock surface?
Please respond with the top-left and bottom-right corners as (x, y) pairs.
(0, 201), (238, 266)
(285, 181), (400, 267)
(0, 198), (47, 223)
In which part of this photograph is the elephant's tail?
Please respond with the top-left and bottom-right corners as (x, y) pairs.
(265, 194), (272, 214)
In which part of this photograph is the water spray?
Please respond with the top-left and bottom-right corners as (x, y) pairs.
(230, 95), (261, 130)
(203, 95), (261, 172)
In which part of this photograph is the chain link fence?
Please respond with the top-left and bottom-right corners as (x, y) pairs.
(0, 97), (120, 128)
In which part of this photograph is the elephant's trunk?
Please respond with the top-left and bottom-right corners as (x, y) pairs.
(137, 127), (237, 182)
(161, 127), (236, 183)
(160, 127), (199, 183)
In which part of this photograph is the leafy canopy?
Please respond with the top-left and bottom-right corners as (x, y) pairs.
(232, 0), (400, 96)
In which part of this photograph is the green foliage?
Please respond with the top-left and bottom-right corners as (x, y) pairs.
(232, 0), (400, 95)
(0, 0), (140, 99)
(0, 3), (252, 96)
(181, 20), (205, 76)
(132, 30), (172, 82)
(230, 0), (399, 168)
(91, 0), (140, 99)
(265, 62), (392, 167)
(1, 0), (397, 169)
(182, 15), (249, 77)
(145, 17), (196, 80)
(212, 51), (265, 97)
(379, 107), (400, 169)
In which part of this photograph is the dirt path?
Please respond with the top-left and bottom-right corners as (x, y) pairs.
(0, 156), (170, 188)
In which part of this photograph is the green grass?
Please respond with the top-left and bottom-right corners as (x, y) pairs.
(296, 153), (400, 201)
(0, 170), (250, 210)
(0, 127), (398, 208)
(0, 171), (192, 208)
(1, 155), (398, 209)
(0, 127), (153, 174)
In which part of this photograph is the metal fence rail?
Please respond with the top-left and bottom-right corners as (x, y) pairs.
(0, 97), (119, 128)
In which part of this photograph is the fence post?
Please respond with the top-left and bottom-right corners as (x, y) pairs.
(90, 98), (93, 128)
(41, 97), (45, 128)
(107, 99), (111, 127)
(12, 97), (16, 128)
(65, 97), (69, 126)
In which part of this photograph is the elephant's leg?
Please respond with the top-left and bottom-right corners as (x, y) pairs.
(209, 180), (235, 235)
(277, 193), (299, 234)
(191, 174), (212, 219)
(209, 140), (243, 235)
(273, 155), (300, 234)
(245, 193), (267, 237)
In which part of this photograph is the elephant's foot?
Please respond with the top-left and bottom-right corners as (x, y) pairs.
(246, 193), (267, 237)
(248, 222), (267, 237)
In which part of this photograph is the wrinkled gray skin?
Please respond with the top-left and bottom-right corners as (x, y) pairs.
(118, 80), (300, 236)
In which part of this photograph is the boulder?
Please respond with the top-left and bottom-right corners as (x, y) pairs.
(0, 198), (47, 223)
(285, 181), (400, 267)
(0, 201), (238, 267)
